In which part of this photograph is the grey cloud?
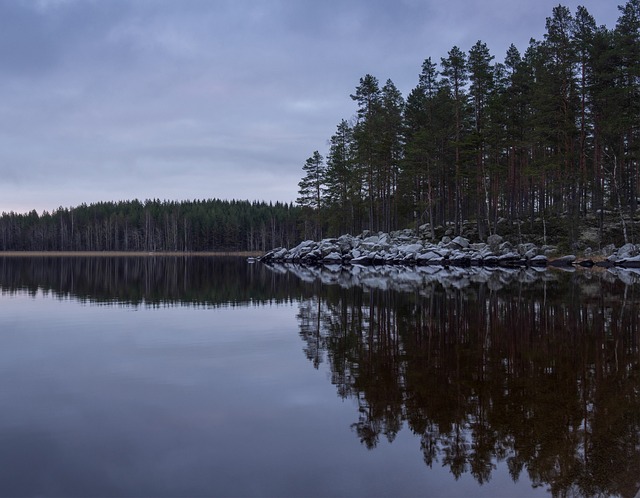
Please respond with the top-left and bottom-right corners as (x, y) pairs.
(0, 1), (59, 75)
(0, 0), (131, 77)
(0, 0), (621, 213)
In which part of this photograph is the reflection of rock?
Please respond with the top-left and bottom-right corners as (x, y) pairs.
(266, 261), (640, 290)
(266, 262), (556, 293)
(607, 267), (640, 285)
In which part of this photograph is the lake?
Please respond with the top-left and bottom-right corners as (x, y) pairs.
(0, 256), (638, 497)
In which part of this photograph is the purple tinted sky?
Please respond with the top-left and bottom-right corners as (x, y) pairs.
(0, 0), (620, 213)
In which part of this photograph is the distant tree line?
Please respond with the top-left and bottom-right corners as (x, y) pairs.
(0, 199), (301, 252)
(297, 1), (640, 245)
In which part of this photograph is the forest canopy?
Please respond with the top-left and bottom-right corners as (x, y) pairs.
(0, 199), (300, 252)
(2, 2), (639, 253)
(297, 1), (640, 247)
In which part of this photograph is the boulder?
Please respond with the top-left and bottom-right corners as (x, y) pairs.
(451, 236), (470, 249)
(482, 255), (499, 266)
(499, 241), (513, 253)
(319, 242), (339, 257)
(322, 252), (343, 264)
(470, 243), (488, 251)
(517, 243), (537, 256)
(351, 254), (373, 265)
(362, 235), (380, 244)
(618, 254), (640, 268)
(549, 255), (576, 267)
(416, 250), (444, 265)
(397, 243), (423, 256)
(487, 234), (503, 252)
(618, 243), (637, 258)
(530, 254), (548, 266)
(336, 234), (355, 253)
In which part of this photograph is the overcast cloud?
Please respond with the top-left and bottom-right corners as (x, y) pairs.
(0, 0), (620, 213)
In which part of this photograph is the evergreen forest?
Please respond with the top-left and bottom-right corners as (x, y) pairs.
(297, 1), (640, 247)
(0, 199), (300, 252)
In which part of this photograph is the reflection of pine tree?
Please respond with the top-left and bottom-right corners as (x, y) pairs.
(442, 425), (470, 480)
(296, 297), (325, 369)
(0, 256), (310, 307)
(294, 272), (640, 496)
(351, 402), (382, 450)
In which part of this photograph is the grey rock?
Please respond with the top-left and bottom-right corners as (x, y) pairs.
(273, 248), (287, 259)
(322, 251), (343, 263)
(336, 234), (355, 253)
(549, 255), (576, 267)
(398, 243), (423, 255)
(451, 236), (470, 249)
(618, 254), (640, 267)
(362, 235), (380, 244)
(618, 243), (637, 258)
(416, 250), (443, 263)
(482, 255), (499, 265)
(517, 243), (537, 255)
(470, 243), (488, 251)
(451, 235), (469, 249)
(499, 241), (513, 253)
(319, 243), (339, 257)
(530, 255), (548, 266)
(351, 254), (372, 265)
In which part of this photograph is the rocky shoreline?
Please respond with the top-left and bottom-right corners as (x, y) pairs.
(259, 229), (640, 268)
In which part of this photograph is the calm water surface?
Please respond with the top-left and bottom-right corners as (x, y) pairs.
(0, 256), (638, 497)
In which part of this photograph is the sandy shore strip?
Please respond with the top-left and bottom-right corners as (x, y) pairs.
(0, 251), (264, 257)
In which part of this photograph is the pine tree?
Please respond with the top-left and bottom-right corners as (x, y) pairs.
(325, 120), (358, 235)
(441, 46), (469, 233)
(467, 41), (495, 240)
(351, 74), (383, 231)
(379, 79), (405, 232)
(543, 5), (579, 239)
(614, 0), (640, 233)
(297, 151), (326, 239)
(401, 57), (440, 237)
(573, 6), (597, 214)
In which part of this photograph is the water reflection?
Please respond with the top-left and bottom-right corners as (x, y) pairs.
(0, 256), (308, 307)
(289, 265), (640, 497)
(3, 256), (640, 495)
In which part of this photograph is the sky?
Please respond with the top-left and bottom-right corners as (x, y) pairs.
(0, 0), (621, 214)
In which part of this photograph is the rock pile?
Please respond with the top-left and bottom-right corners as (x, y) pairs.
(603, 243), (640, 267)
(261, 230), (556, 268)
(260, 230), (640, 268)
